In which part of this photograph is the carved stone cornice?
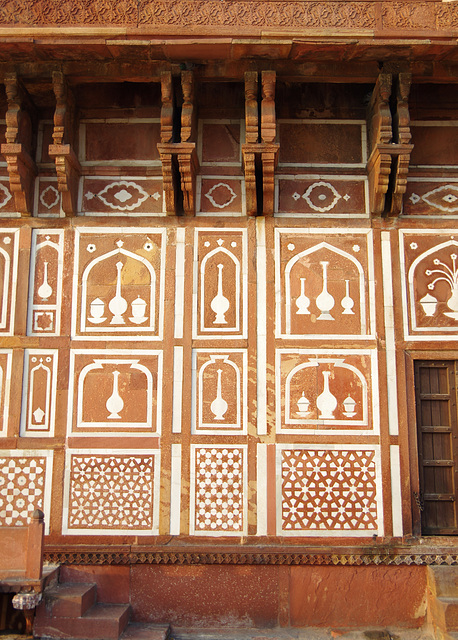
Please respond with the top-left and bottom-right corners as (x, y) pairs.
(43, 549), (458, 567)
(0, 1), (455, 34)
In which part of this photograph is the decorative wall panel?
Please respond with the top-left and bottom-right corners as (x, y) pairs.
(35, 179), (62, 217)
(277, 445), (383, 537)
(198, 120), (243, 168)
(0, 351), (12, 437)
(275, 176), (368, 217)
(192, 350), (247, 434)
(63, 450), (160, 535)
(275, 229), (375, 339)
(276, 349), (379, 435)
(193, 228), (247, 339)
(0, 177), (15, 216)
(400, 230), (458, 340)
(404, 179), (458, 216)
(0, 229), (19, 336)
(67, 350), (162, 436)
(80, 177), (164, 216)
(27, 230), (64, 336)
(190, 445), (247, 536)
(72, 228), (165, 340)
(20, 350), (58, 437)
(0, 451), (53, 532)
(197, 177), (245, 216)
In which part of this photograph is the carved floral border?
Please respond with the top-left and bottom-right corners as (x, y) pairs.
(44, 550), (458, 566)
(0, 1), (455, 31)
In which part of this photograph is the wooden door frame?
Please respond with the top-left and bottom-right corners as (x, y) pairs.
(405, 350), (458, 537)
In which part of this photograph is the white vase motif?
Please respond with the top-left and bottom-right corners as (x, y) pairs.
(297, 392), (310, 416)
(129, 296), (148, 324)
(420, 293), (437, 317)
(210, 369), (228, 420)
(210, 263), (230, 324)
(109, 261), (128, 324)
(316, 261), (335, 320)
(37, 261), (53, 300)
(316, 370), (337, 419)
(88, 298), (106, 324)
(106, 370), (124, 419)
(341, 280), (355, 315)
(296, 278), (311, 314)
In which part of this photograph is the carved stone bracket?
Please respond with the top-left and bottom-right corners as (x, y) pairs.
(367, 69), (413, 216)
(161, 71), (173, 144)
(49, 71), (81, 216)
(261, 143), (279, 216)
(1, 73), (37, 216)
(177, 143), (198, 216)
(158, 142), (199, 215)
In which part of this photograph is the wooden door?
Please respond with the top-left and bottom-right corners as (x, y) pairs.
(415, 361), (458, 534)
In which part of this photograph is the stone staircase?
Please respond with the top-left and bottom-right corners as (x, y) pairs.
(428, 566), (458, 640)
(34, 580), (171, 640)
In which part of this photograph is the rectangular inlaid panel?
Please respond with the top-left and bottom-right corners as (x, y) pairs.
(192, 350), (247, 434)
(20, 350), (58, 437)
(190, 445), (247, 536)
(63, 450), (160, 535)
(400, 230), (458, 340)
(278, 120), (366, 167)
(277, 445), (383, 537)
(197, 177), (245, 215)
(404, 179), (458, 216)
(0, 229), (19, 335)
(0, 451), (53, 531)
(275, 229), (375, 339)
(193, 228), (248, 339)
(276, 349), (379, 435)
(67, 350), (162, 436)
(0, 177), (15, 216)
(27, 230), (65, 336)
(80, 177), (164, 216)
(276, 176), (368, 217)
(0, 350), (12, 437)
(35, 178), (62, 217)
(72, 228), (165, 340)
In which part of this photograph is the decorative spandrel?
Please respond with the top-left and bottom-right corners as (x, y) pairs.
(276, 349), (378, 435)
(20, 350), (58, 437)
(0, 351), (12, 437)
(27, 230), (64, 336)
(193, 229), (247, 339)
(72, 228), (165, 340)
(275, 230), (374, 339)
(401, 230), (458, 340)
(63, 450), (159, 535)
(190, 445), (247, 536)
(0, 230), (19, 336)
(67, 350), (162, 435)
(192, 350), (247, 434)
(278, 445), (383, 537)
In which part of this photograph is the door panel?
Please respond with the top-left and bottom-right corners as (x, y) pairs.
(415, 361), (458, 535)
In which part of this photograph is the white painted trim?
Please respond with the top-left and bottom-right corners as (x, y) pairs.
(170, 444), (182, 535)
(256, 218), (267, 435)
(174, 228), (186, 339)
(256, 443), (268, 536)
(172, 346), (184, 434)
(0, 350), (12, 437)
(381, 232), (399, 436)
(390, 445), (403, 537)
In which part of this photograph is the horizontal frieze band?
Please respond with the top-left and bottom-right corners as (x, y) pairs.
(43, 549), (458, 567)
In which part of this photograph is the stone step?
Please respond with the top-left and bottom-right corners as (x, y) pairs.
(34, 602), (130, 640)
(430, 567), (458, 598)
(40, 582), (97, 618)
(120, 623), (172, 640)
